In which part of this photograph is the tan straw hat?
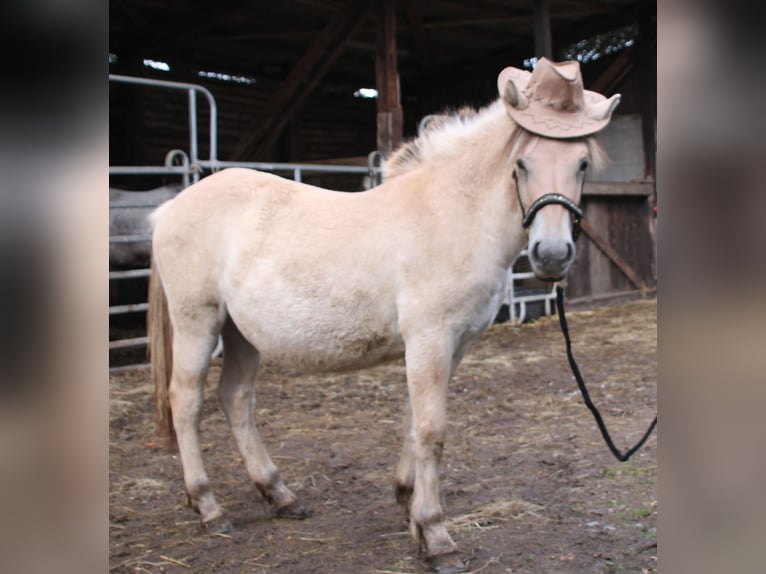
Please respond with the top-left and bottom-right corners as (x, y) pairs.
(497, 57), (621, 138)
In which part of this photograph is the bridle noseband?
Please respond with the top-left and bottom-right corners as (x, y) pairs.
(521, 193), (583, 242)
(513, 171), (584, 242)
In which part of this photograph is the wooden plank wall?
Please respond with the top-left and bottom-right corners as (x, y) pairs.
(566, 192), (655, 300)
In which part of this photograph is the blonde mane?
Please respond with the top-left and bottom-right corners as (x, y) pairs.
(382, 99), (608, 180)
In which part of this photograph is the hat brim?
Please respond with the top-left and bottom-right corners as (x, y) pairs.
(500, 66), (612, 139)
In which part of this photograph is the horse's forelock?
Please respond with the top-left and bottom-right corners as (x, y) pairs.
(505, 125), (608, 173)
(506, 126), (537, 163)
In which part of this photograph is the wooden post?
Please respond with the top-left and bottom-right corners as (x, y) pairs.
(534, 0), (553, 59)
(639, 0), (657, 179)
(375, 0), (403, 155)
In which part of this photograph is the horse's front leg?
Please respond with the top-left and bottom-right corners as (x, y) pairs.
(404, 339), (465, 573)
(396, 351), (465, 515)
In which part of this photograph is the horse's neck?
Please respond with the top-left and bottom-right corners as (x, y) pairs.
(435, 116), (521, 267)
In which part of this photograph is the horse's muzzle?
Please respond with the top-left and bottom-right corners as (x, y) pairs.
(529, 237), (575, 281)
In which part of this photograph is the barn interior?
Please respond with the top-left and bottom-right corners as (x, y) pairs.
(109, 0), (656, 366)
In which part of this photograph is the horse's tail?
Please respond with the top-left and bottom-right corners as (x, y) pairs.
(148, 256), (177, 451)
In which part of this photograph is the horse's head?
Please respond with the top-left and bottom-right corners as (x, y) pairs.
(497, 57), (620, 282)
(511, 136), (591, 281)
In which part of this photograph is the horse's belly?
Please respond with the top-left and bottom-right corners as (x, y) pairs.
(228, 300), (404, 372)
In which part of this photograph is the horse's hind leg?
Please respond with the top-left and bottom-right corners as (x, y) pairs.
(395, 399), (415, 511)
(217, 317), (308, 518)
(169, 311), (230, 531)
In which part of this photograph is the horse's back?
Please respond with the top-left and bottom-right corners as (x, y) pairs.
(151, 168), (409, 370)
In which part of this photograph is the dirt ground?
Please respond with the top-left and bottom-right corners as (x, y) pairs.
(109, 297), (657, 574)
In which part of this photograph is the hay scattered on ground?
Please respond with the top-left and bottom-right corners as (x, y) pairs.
(110, 296), (657, 574)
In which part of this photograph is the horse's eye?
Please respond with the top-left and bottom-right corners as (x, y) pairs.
(579, 159), (589, 172)
(516, 158), (527, 171)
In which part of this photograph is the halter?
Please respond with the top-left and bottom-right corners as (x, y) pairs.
(512, 166), (584, 242)
(513, 176), (656, 461)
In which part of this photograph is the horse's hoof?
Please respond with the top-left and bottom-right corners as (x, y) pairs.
(427, 552), (468, 574)
(275, 502), (311, 520)
(202, 515), (234, 534)
(183, 493), (199, 513)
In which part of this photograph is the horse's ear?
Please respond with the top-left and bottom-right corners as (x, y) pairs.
(586, 93), (621, 121)
(497, 67), (528, 110)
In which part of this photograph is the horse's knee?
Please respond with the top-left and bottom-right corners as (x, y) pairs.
(413, 425), (446, 460)
(168, 384), (202, 425)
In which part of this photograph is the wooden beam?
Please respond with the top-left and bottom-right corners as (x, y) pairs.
(403, 0), (430, 71)
(554, 5), (639, 52)
(144, 0), (257, 56)
(424, 15), (528, 29)
(436, 0), (527, 20)
(589, 45), (636, 96)
(292, 0), (344, 10)
(534, 0), (553, 58)
(375, 0), (402, 155)
(583, 181), (654, 197)
(581, 219), (647, 291)
(230, 0), (373, 160)
(251, 13), (372, 157)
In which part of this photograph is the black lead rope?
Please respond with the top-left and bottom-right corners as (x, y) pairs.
(555, 285), (657, 462)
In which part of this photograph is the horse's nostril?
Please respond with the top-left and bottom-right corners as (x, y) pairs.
(532, 241), (541, 260)
(566, 242), (573, 261)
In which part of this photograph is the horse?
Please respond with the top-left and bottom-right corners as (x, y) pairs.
(147, 58), (619, 573)
(109, 184), (182, 268)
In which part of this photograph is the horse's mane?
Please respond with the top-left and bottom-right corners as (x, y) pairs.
(382, 100), (608, 180)
(382, 103), (489, 180)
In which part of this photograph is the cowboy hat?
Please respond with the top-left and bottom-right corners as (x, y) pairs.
(497, 57), (621, 138)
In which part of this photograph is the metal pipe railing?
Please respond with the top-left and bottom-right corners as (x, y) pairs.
(201, 160), (374, 175)
(505, 249), (557, 324)
(109, 165), (189, 176)
(109, 74), (218, 171)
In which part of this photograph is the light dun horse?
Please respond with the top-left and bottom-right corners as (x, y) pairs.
(148, 58), (618, 573)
